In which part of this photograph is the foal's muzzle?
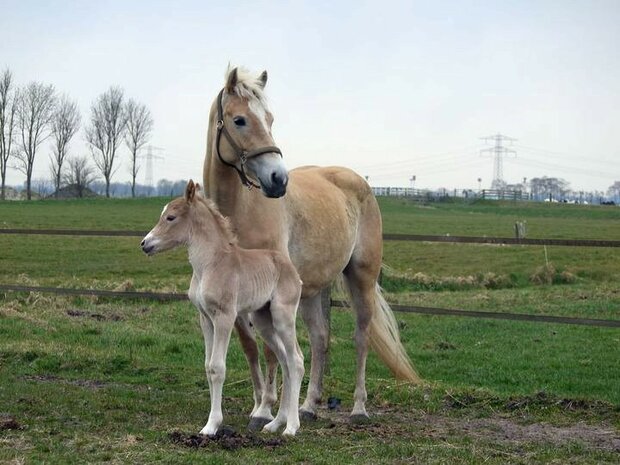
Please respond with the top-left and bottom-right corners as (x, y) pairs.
(140, 238), (155, 255)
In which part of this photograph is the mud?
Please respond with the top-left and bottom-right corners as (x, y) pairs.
(0, 416), (23, 431)
(66, 309), (122, 321)
(168, 429), (284, 451)
(323, 407), (620, 453)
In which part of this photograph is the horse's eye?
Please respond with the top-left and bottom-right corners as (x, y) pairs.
(233, 116), (246, 127)
(166, 215), (176, 221)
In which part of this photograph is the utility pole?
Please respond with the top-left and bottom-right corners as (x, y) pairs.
(141, 145), (164, 195)
(480, 133), (517, 189)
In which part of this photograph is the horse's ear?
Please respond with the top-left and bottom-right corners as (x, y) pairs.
(258, 70), (268, 89)
(225, 67), (238, 93)
(185, 180), (196, 203)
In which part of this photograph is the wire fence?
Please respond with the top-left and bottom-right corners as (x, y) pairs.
(2, 228), (619, 329)
(1, 284), (619, 328)
(2, 228), (619, 247)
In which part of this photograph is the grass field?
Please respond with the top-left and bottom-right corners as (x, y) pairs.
(1, 197), (619, 463)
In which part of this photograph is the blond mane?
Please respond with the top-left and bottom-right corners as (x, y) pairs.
(224, 65), (269, 107)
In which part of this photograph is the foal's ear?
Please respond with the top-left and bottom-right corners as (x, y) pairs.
(225, 67), (238, 94)
(185, 179), (196, 203)
(257, 70), (268, 89)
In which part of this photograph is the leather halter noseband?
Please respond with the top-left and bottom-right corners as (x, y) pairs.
(215, 88), (282, 189)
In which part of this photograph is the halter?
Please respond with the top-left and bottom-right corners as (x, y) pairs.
(215, 88), (282, 189)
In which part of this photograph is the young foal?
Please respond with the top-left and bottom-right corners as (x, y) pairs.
(141, 180), (304, 436)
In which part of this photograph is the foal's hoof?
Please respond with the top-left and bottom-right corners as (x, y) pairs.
(216, 425), (236, 438)
(299, 410), (318, 422)
(248, 417), (272, 431)
(349, 413), (371, 425)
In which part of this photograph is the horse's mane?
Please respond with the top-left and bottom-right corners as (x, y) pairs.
(224, 65), (268, 107)
(199, 195), (238, 245)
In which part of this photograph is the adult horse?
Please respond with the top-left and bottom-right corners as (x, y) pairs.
(202, 66), (420, 423)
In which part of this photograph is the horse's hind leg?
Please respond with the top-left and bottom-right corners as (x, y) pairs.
(234, 316), (274, 428)
(342, 268), (375, 421)
(299, 292), (328, 420)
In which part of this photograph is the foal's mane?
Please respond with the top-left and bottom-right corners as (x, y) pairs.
(197, 195), (238, 245)
(225, 65), (268, 107)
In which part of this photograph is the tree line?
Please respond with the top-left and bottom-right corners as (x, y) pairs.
(0, 67), (153, 200)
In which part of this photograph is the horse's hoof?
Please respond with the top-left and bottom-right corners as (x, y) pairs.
(299, 410), (318, 422)
(349, 413), (371, 424)
(248, 417), (272, 431)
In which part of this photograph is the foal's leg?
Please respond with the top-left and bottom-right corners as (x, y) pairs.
(199, 311), (236, 436)
(251, 309), (291, 434)
(299, 292), (329, 420)
(270, 301), (304, 436)
(234, 315), (274, 426)
(199, 312), (214, 407)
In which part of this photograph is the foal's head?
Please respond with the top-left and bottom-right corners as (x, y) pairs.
(214, 66), (288, 198)
(141, 180), (202, 256)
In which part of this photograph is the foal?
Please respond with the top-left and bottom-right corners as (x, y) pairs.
(141, 180), (304, 436)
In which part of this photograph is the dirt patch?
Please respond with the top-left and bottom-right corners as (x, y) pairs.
(66, 309), (122, 321)
(168, 429), (283, 451)
(447, 417), (620, 452)
(319, 408), (619, 453)
(0, 416), (23, 431)
(22, 374), (109, 389)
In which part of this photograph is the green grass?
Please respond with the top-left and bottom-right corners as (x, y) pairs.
(0, 196), (619, 463)
(1, 297), (619, 464)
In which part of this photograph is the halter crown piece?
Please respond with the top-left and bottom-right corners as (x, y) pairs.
(215, 89), (283, 189)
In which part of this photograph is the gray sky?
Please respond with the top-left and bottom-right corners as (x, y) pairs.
(2, 0), (619, 191)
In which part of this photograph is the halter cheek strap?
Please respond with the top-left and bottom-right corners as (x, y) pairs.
(215, 88), (282, 190)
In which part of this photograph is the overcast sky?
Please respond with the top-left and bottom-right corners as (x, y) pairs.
(2, 0), (619, 191)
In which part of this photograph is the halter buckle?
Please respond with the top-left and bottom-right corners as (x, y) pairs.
(240, 153), (248, 165)
(216, 120), (224, 130)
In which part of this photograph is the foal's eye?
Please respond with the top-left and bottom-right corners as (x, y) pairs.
(233, 116), (246, 127)
(166, 215), (176, 222)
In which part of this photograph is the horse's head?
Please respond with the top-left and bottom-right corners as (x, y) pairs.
(213, 66), (288, 198)
(141, 180), (200, 255)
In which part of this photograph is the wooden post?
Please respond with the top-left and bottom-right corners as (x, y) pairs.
(321, 285), (332, 375)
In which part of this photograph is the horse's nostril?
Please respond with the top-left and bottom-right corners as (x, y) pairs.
(140, 239), (145, 247)
(271, 172), (279, 183)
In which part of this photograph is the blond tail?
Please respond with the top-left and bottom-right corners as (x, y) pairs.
(368, 283), (421, 383)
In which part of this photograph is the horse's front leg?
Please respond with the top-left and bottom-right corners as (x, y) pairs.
(199, 310), (235, 437)
(299, 292), (328, 420)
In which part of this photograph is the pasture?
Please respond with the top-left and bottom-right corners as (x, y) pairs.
(1, 197), (619, 464)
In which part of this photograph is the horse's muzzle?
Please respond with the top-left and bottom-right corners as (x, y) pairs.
(247, 153), (289, 198)
(262, 171), (288, 198)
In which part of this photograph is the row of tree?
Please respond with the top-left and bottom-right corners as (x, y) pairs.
(0, 67), (153, 200)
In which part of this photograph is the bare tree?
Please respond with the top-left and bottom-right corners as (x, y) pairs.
(125, 99), (153, 197)
(50, 94), (80, 197)
(0, 68), (18, 200)
(15, 81), (56, 200)
(64, 156), (96, 198)
(607, 181), (620, 202)
(85, 86), (126, 198)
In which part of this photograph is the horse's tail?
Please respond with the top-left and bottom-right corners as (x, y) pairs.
(368, 282), (421, 383)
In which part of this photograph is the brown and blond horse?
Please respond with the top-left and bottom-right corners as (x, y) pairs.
(141, 181), (305, 436)
(203, 66), (420, 424)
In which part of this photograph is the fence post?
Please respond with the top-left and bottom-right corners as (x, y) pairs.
(321, 285), (332, 374)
